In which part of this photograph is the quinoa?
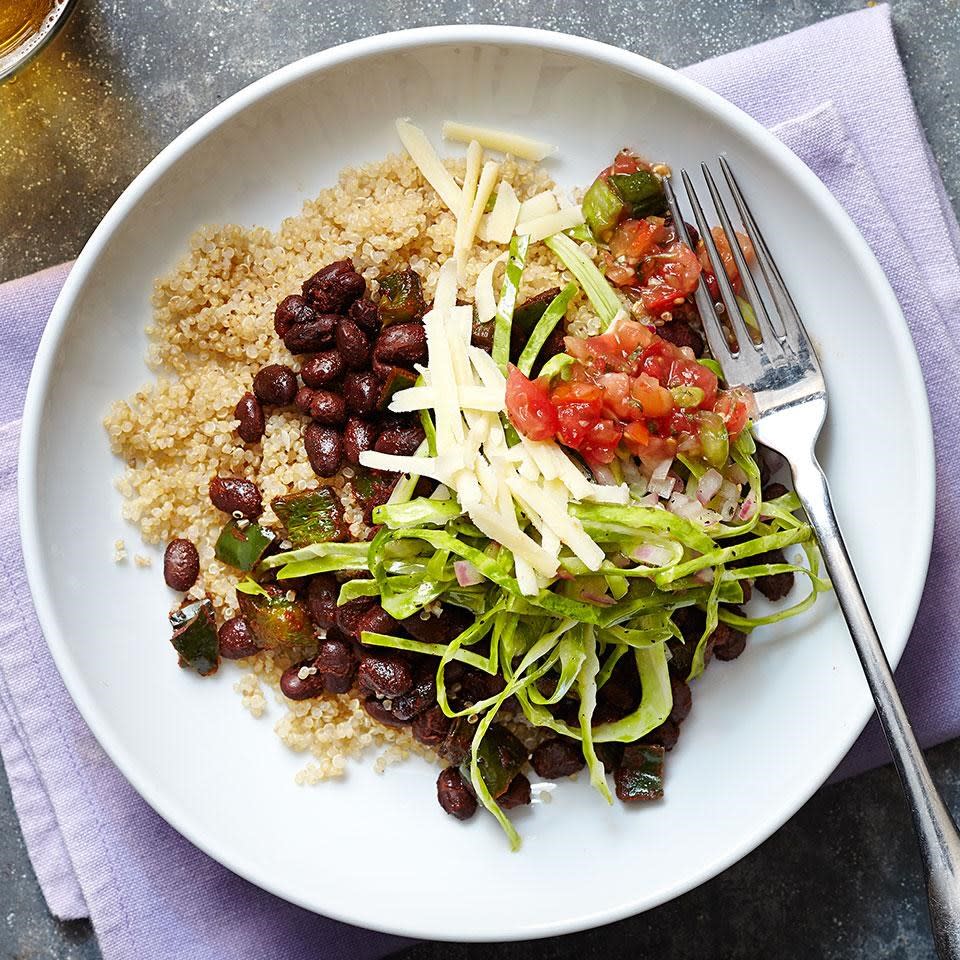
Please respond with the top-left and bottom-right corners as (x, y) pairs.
(103, 151), (578, 780)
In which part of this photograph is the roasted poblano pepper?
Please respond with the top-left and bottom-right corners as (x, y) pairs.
(214, 518), (276, 571)
(168, 598), (219, 676)
(470, 723), (528, 800)
(271, 488), (347, 548)
(608, 171), (667, 218)
(236, 584), (314, 649)
(614, 743), (665, 801)
(349, 466), (399, 522)
(377, 269), (426, 325)
(377, 365), (418, 411)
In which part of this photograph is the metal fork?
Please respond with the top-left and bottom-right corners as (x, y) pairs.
(664, 159), (960, 959)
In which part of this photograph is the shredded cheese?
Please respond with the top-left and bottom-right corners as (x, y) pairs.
(457, 159), (500, 272)
(515, 207), (585, 243)
(390, 384), (505, 413)
(442, 121), (557, 162)
(479, 181), (522, 244)
(516, 190), (558, 225)
(474, 252), (509, 324)
(395, 119), (462, 213)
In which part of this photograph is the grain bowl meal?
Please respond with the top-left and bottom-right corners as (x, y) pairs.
(105, 118), (827, 848)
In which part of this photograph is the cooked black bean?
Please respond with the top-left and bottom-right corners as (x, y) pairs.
(712, 622), (748, 661)
(302, 259), (365, 313)
(356, 604), (399, 639)
(374, 420), (425, 457)
(163, 538), (199, 591)
(308, 389), (346, 425)
(667, 607), (706, 678)
(670, 678), (693, 724)
(334, 595), (375, 638)
(280, 660), (327, 700)
(274, 294), (313, 339)
(357, 650), (414, 699)
(343, 371), (382, 416)
(531, 737), (585, 779)
(300, 351), (344, 388)
(471, 319), (494, 352)
(438, 717), (473, 765)
(335, 317), (371, 369)
(373, 322), (427, 369)
(412, 705), (453, 747)
(294, 386), (316, 414)
(361, 695), (408, 727)
(304, 422), (343, 477)
(752, 547), (795, 601)
(458, 666), (506, 704)
(392, 674), (436, 721)
(437, 766), (477, 820)
(218, 616), (260, 659)
(234, 392), (265, 443)
(343, 417), (378, 465)
(657, 320), (705, 357)
(644, 718), (681, 751)
(762, 481), (790, 502)
(315, 637), (358, 693)
(305, 574), (339, 628)
(402, 605), (473, 645)
(253, 363), (298, 405)
(282, 314), (339, 354)
(208, 476), (263, 519)
(498, 773), (532, 810)
(348, 297), (381, 334)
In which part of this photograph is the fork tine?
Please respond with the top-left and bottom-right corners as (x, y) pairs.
(700, 163), (783, 356)
(663, 176), (732, 363)
(681, 169), (755, 355)
(718, 157), (811, 354)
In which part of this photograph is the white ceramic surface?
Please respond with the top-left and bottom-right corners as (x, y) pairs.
(19, 27), (934, 941)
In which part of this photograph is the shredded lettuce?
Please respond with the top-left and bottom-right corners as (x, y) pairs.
(544, 232), (621, 328)
(492, 234), (531, 371)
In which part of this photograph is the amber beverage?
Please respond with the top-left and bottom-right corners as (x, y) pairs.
(0, 0), (74, 80)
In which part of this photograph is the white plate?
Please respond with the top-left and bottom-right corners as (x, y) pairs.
(19, 27), (934, 941)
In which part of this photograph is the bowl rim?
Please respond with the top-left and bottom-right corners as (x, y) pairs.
(17, 24), (936, 940)
(0, 0), (79, 83)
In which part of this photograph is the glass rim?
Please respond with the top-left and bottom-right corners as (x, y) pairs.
(0, 0), (80, 83)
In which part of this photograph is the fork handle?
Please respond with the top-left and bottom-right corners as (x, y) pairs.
(793, 456), (960, 958)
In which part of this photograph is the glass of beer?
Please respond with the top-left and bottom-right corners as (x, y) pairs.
(0, 0), (77, 82)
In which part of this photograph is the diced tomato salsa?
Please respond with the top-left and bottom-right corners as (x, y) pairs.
(506, 318), (753, 467)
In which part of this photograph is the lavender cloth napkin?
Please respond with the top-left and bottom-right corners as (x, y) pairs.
(1, 5), (958, 956)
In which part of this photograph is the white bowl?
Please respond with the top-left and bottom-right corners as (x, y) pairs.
(19, 26), (934, 941)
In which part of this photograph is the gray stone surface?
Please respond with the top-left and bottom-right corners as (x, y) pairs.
(1, 1), (958, 958)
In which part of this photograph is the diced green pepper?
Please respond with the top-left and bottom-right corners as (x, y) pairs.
(564, 223), (595, 244)
(377, 365), (418, 411)
(582, 176), (624, 241)
(168, 598), (219, 676)
(697, 411), (729, 469)
(614, 743), (665, 801)
(236, 585), (314, 649)
(214, 518), (276, 571)
(608, 171), (667, 218)
(271, 488), (347, 548)
(469, 723), (528, 800)
(670, 385), (705, 409)
(377, 269), (426, 325)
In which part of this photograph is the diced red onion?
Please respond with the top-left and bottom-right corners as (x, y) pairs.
(726, 463), (748, 485)
(621, 456), (644, 485)
(637, 492), (660, 507)
(696, 468), (724, 505)
(648, 474), (680, 499)
(631, 543), (675, 566)
(591, 463), (617, 485)
(738, 495), (756, 521)
(718, 497), (737, 521)
(454, 560), (483, 587)
(651, 458), (673, 482)
(667, 493), (704, 520)
(693, 567), (715, 584)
